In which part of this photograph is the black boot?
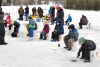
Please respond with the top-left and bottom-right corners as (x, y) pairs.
(43, 33), (47, 40)
(39, 33), (43, 39)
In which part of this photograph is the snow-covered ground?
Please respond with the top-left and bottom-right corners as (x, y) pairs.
(0, 5), (100, 67)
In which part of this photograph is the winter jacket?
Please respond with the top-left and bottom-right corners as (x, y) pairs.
(80, 16), (88, 25)
(67, 15), (72, 22)
(29, 19), (35, 29)
(25, 6), (29, 14)
(42, 24), (49, 33)
(78, 40), (96, 56)
(0, 12), (4, 23)
(6, 15), (11, 24)
(67, 28), (79, 41)
(18, 7), (24, 15)
(54, 9), (64, 25)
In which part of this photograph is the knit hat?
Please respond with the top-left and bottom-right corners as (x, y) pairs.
(79, 37), (86, 45)
(69, 24), (75, 30)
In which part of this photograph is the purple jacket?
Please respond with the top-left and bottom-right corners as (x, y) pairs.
(42, 24), (49, 33)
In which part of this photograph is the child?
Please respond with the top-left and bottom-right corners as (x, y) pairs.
(5, 13), (11, 27)
(11, 20), (20, 37)
(64, 24), (79, 50)
(39, 18), (50, 40)
(27, 16), (36, 39)
(65, 14), (72, 26)
(77, 37), (96, 62)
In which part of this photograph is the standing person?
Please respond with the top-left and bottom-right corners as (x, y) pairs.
(49, 6), (55, 25)
(37, 7), (44, 18)
(51, 6), (64, 41)
(77, 37), (96, 62)
(24, 5), (29, 21)
(64, 24), (79, 50)
(79, 15), (88, 29)
(0, 8), (8, 45)
(32, 7), (37, 16)
(18, 5), (24, 20)
(65, 14), (72, 26)
(0, 0), (2, 8)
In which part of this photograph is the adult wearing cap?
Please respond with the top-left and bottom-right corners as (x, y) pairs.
(0, 8), (8, 45)
(64, 24), (79, 50)
(51, 6), (64, 41)
(77, 37), (96, 62)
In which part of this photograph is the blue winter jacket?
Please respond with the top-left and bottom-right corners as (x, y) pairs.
(67, 15), (72, 22)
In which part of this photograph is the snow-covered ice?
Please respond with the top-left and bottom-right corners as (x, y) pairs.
(0, 5), (100, 67)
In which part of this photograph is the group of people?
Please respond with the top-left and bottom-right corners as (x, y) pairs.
(18, 5), (44, 21)
(0, 5), (97, 63)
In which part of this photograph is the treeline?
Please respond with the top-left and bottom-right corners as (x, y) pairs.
(64, 0), (100, 10)
(2, 0), (49, 5)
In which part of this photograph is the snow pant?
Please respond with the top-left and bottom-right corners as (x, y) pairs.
(19, 14), (23, 20)
(79, 23), (87, 29)
(39, 32), (47, 40)
(51, 31), (60, 41)
(64, 35), (69, 47)
(67, 38), (75, 50)
(29, 28), (34, 37)
(81, 50), (90, 61)
(65, 21), (70, 26)
(9, 24), (12, 30)
(25, 13), (29, 21)
(0, 23), (5, 44)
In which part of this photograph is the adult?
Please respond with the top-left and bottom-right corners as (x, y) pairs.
(79, 15), (88, 29)
(32, 7), (37, 16)
(18, 5), (24, 20)
(24, 5), (29, 21)
(0, 8), (8, 45)
(37, 7), (44, 18)
(51, 6), (64, 41)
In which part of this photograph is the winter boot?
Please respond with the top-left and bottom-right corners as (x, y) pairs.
(39, 33), (43, 39)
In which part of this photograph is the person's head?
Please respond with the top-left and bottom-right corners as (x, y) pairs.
(79, 37), (86, 45)
(28, 16), (32, 19)
(56, 6), (62, 10)
(69, 24), (75, 30)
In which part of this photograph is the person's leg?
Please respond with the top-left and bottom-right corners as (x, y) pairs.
(43, 33), (47, 40)
(84, 50), (90, 62)
(64, 36), (69, 48)
(67, 38), (75, 50)
(39, 32), (43, 39)
(79, 23), (82, 29)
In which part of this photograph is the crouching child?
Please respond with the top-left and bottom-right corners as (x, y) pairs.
(77, 37), (96, 62)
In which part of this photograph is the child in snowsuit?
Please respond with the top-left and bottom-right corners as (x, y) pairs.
(77, 37), (96, 62)
(39, 18), (50, 40)
(27, 16), (35, 38)
(64, 24), (79, 50)
(11, 20), (20, 37)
